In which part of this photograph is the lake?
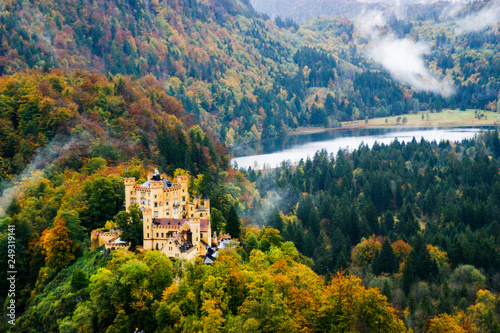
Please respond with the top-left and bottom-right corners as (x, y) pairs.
(230, 127), (486, 170)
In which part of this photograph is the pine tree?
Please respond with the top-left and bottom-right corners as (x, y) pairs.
(335, 251), (348, 271)
(373, 239), (398, 275)
(268, 207), (283, 232)
(382, 279), (393, 303)
(225, 204), (241, 239)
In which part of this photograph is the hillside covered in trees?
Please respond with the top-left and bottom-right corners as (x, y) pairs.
(1, 0), (500, 331)
(1, 0), (500, 148)
(239, 130), (500, 332)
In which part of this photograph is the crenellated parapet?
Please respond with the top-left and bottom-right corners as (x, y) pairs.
(150, 180), (163, 189)
(91, 230), (122, 250)
(124, 177), (136, 186)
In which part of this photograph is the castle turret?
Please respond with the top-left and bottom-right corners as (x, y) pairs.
(204, 196), (211, 219)
(143, 208), (153, 250)
(189, 218), (202, 255)
(124, 177), (136, 212)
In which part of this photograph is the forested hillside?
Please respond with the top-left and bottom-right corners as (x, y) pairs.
(0, 70), (226, 183)
(1, 0), (500, 148)
(240, 130), (500, 332)
(1, 0), (500, 331)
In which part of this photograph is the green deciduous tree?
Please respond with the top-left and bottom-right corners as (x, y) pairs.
(114, 204), (143, 250)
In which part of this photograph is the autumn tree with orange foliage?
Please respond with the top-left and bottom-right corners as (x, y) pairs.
(40, 213), (79, 271)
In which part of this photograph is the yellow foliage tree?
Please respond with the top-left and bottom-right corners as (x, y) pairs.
(467, 289), (500, 332)
(427, 244), (449, 268)
(427, 311), (476, 333)
(351, 235), (382, 267)
(316, 271), (407, 332)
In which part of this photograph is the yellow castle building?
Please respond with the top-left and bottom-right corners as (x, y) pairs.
(124, 170), (215, 260)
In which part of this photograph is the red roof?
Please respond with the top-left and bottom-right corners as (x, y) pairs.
(153, 218), (188, 228)
(152, 218), (210, 232)
(200, 219), (209, 232)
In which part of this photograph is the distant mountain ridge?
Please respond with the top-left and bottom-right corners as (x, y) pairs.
(1, 0), (499, 151)
(250, 0), (387, 22)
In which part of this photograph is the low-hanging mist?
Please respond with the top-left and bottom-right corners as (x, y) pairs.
(356, 10), (455, 96)
(0, 136), (76, 218)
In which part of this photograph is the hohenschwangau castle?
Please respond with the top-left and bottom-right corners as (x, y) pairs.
(93, 170), (231, 261)
(127, 170), (215, 259)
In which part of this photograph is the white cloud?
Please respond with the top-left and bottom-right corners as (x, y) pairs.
(356, 10), (387, 37)
(365, 35), (454, 95)
(454, 0), (500, 34)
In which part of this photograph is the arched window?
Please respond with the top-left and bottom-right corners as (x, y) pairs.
(140, 198), (146, 205)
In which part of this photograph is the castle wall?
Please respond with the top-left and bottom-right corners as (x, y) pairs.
(91, 231), (122, 250)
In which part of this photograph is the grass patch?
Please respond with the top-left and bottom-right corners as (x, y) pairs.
(358, 109), (500, 128)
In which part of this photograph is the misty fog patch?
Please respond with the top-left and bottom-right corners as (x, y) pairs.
(365, 35), (454, 95)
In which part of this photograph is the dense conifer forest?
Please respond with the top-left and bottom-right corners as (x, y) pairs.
(0, 0), (500, 331)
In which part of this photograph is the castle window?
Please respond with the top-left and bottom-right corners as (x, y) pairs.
(154, 211), (158, 217)
(182, 196), (185, 202)
(147, 233), (149, 238)
(155, 195), (157, 199)
(161, 233), (164, 238)
(166, 201), (169, 206)
(148, 200), (151, 206)
(191, 214), (193, 217)
(141, 198), (146, 205)
(156, 233), (159, 237)
(130, 199), (134, 204)
(154, 202), (158, 207)
(166, 209), (170, 215)
(200, 213), (203, 217)
(147, 226), (149, 229)
(130, 191), (133, 195)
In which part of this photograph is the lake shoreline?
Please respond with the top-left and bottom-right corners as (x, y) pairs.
(290, 120), (499, 136)
(290, 110), (500, 136)
(232, 126), (486, 169)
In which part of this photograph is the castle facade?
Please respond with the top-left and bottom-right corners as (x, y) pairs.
(124, 170), (215, 259)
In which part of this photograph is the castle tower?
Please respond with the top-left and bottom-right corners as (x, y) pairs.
(124, 177), (136, 212)
(177, 175), (189, 188)
(204, 196), (211, 219)
(150, 178), (163, 218)
(143, 208), (153, 250)
(189, 218), (202, 255)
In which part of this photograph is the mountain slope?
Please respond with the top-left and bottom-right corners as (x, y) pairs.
(1, 0), (500, 150)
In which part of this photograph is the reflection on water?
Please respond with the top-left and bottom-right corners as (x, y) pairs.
(231, 127), (486, 170)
